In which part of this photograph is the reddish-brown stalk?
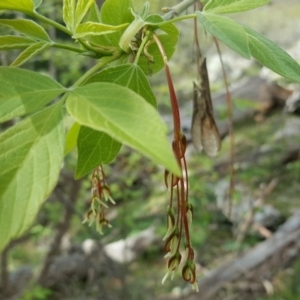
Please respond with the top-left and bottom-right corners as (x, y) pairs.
(152, 34), (181, 141)
(152, 33), (196, 287)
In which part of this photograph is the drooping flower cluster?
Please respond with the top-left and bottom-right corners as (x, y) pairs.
(152, 33), (198, 291)
(83, 166), (115, 234)
(163, 134), (198, 292)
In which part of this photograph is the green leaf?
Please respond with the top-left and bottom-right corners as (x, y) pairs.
(138, 15), (179, 75)
(85, 64), (156, 107)
(77, 63), (156, 177)
(87, 1), (101, 23)
(63, 0), (75, 32)
(65, 121), (80, 155)
(0, 36), (34, 50)
(0, 19), (50, 41)
(74, 21), (129, 38)
(66, 82), (180, 175)
(76, 126), (121, 179)
(101, 0), (133, 26)
(94, 0), (134, 47)
(0, 67), (66, 123)
(196, 12), (250, 59)
(119, 10), (145, 52)
(0, 0), (34, 14)
(139, 2), (150, 19)
(10, 42), (50, 67)
(0, 102), (64, 253)
(204, 0), (271, 14)
(33, 0), (42, 9)
(242, 25), (300, 83)
(74, 0), (94, 28)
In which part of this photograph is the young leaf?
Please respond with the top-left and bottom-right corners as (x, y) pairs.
(204, 0), (271, 14)
(0, 67), (66, 123)
(66, 82), (180, 175)
(101, 0), (134, 26)
(139, 2), (150, 19)
(138, 15), (179, 75)
(85, 64), (156, 107)
(76, 126), (122, 179)
(0, 19), (50, 41)
(74, 0), (94, 29)
(0, 36), (34, 50)
(119, 10), (145, 53)
(65, 122), (80, 156)
(0, 0), (35, 14)
(87, 1), (101, 23)
(63, 0), (75, 32)
(243, 25), (300, 83)
(0, 102), (64, 253)
(94, 0), (134, 47)
(10, 42), (50, 67)
(196, 12), (251, 59)
(74, 22), (129, 39)
(33, 0), (42, 9)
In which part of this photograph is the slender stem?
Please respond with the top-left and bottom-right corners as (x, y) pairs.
(52, 43), (85, 54)
(183, 157), (189, 213)
(32, 12), (115, 56)
(152, 33), (167, 61)
(181, 175), (191, 248)
(163, 0), (199, 21)
(176, 184), (182, 252)
(134, 31), (151, 64)
(77, 38), (110, 55)
(159, 14), (196, 27)
(71, 52), (123, 88)
(193, 9), (202, 80)
(84, 40), (117, 56)
(169, 176), (174, 207)
(153, 34), (181, 140)
(32, 12), (72, 36)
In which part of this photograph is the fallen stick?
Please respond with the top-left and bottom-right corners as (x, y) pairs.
(186, 211), (300, 300)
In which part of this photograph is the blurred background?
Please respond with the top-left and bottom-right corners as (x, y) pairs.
(1, 0), (300, 299)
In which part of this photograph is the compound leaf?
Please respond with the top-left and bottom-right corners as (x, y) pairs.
(0, 67), (66, 123)
(0, 102), (64, 252)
